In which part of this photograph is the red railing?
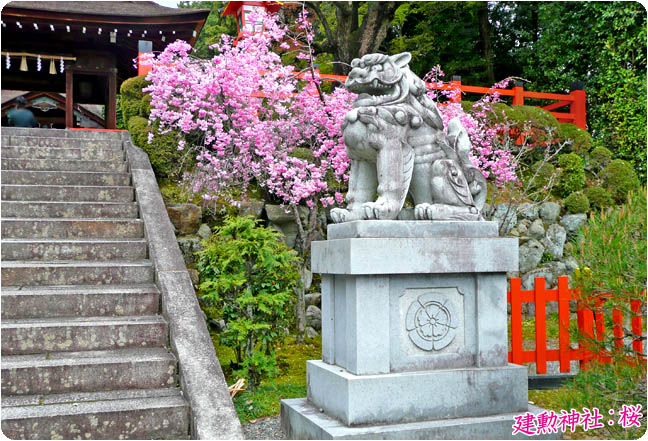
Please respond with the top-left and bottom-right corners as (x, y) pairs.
(508, 276), (645, 374)
(316, 73), (587, 131)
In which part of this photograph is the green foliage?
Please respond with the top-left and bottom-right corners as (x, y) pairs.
(198, 216), (300, 390)
(589, 145), (613, 172)
(563, 191), (590, 214)
(509, 2), (647, 180)
(540, 252), (555, 264)
(115, 95), (126, 130)
(575, 187), (646, 357)
(602, 159), (640, 204)
(127, 116), (186, 179)
(389, 2), (494, 83)
(119, 75), (150, 125)
(557, 123), (593, 154)
(555, 153), (585, 198)
(584, 186), (614, 211)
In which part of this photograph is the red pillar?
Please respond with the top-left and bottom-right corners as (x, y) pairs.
(449, 75), (462, 103)
(512, 81), (524, 106)
(138, 40), (153, 77)
(570, 81), (587, 130)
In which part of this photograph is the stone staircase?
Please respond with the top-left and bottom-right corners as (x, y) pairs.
(1, 128), (190, 439)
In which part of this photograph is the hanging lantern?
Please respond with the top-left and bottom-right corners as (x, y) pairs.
(49, 58), (56, 74)
(20, 56), (27, 71)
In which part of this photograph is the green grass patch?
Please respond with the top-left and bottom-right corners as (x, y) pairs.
(213, 333), (321, 423)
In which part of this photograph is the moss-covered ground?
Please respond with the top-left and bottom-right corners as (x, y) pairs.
(212, 332), (322, 423)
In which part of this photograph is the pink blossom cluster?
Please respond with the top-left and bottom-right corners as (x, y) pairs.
(144, 11), (354, 208)
(424, 68), (518, 185)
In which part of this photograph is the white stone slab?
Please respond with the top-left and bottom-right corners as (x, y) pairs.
(281, 399), (560, 440)
(312, 237), (518, 274)
(327, 220), (498, 240)
(306, 360), (528, 426)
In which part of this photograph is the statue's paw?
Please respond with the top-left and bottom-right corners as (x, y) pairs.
(414, 203), (435, 220)
(361, 199), (400, 220)
(330, 208), (349, 224)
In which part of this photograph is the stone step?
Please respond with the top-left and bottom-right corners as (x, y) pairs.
(1, 135), (122, 149)
(1, 348), (177, 396)
(1, 184), (134, 202)
(1, 260), (154, 286)
(1, 315), (167, 355)
(1, 218), (144, 239)
(1, 127), (124, 140)
(1, 170), (131, 186)
(1, 146), (124, 161)
(1, 239), (148, 261)
(1, 388), (189, 440)
(1, 201), (139, 218)
(1, 158), (128, 172)
(1, 284), (160, 319)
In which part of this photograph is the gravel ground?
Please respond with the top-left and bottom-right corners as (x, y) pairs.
(242, 415), (284, 440)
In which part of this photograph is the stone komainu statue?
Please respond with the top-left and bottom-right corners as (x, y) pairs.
(330, 52), (488, 223)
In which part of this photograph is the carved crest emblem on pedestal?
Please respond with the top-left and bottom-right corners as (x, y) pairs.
(405, 292), (457, 351)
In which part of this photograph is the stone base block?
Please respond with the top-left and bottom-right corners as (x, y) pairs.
(307, 360), (528, 426)
(281, 398), (561, 440)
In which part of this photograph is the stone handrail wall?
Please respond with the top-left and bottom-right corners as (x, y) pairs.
(122, 132), (243, 440)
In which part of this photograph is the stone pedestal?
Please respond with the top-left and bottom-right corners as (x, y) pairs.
(281, 221), (552, 439)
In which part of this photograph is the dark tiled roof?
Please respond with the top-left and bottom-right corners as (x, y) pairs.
(5, 1), (210, 18)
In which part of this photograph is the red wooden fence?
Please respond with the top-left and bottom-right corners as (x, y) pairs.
(508, 275), (645, 374)
(315, 72), (587, 131)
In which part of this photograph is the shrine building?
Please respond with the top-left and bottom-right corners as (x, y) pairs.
(1, 1), (209, 129)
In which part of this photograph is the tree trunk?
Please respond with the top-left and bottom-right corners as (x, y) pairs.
(357, 2), (398, 57)
(306, 1), (398, 76)
(477, 2), (495, 84)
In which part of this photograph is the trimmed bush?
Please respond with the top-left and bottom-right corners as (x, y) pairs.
(557, 123), (593, 153)
(602, 159), (640, 204)
(584, 186), (614, 210)
(589, 146), (613, 172)
(127, 116), (184, 179)
(564, 191), (590, 214)
(555, 153), (585, 198)
(120, 75), (150, 125)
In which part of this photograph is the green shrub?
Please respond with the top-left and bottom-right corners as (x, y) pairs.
(198, 216), (300, 390)
(575, 187), (646, 373)
(127, 116), (185, 179)
(563, 191), (590, 213)
(557, 123), (593, 153)
(504, 105), (560, 145)
(588, 145), (613, 172)
(583, 186), (614, 210)
(602, 159), (640, 204)
(554, 153), (585, 198)
(120, 75), (150, 125)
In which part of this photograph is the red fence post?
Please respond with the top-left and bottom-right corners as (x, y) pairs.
(512, 81), (525, 106)
(557, 276), (571, 373)
(569, 81), (587, 130)
(631, 300), (644, 357)
(534, 277), (547, 374)
(510, 278), (523, 365)
(450, 75), (462, 103)
(613, 308), (624, 350)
